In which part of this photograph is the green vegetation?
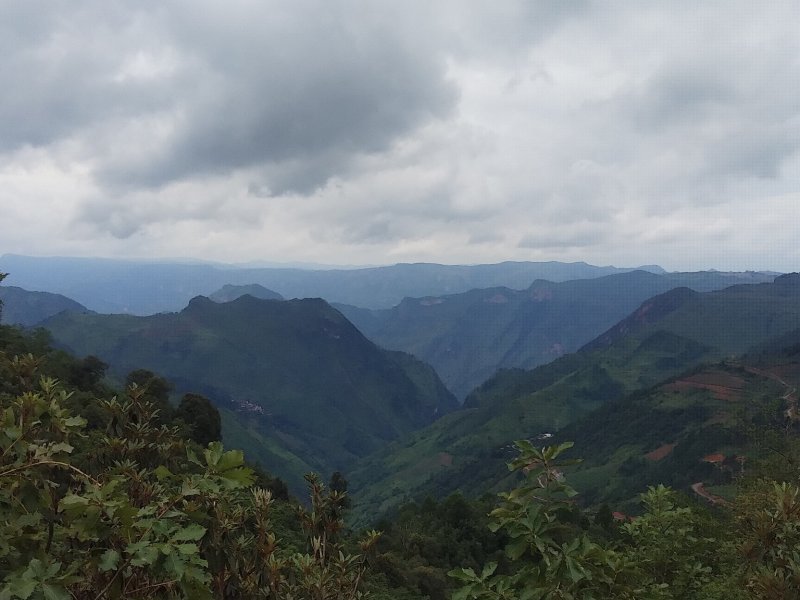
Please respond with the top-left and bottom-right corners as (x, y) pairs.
(0, 283), (89, 327)
(341, 271), (778, 399)
(41, 295), (457, 494)
(450, 440), (800, 599)
(0, 324), (391, 599)
(349, 275), (800, 522)
(4, 268), (800, 598)
(2, 312), (800, 598)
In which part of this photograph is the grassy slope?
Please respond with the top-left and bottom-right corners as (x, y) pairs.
(561, 342), (800, 511)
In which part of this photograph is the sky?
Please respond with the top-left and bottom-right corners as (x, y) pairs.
(1, 1), (799, 272)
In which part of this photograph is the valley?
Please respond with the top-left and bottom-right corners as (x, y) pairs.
(2, 263), (800, 599)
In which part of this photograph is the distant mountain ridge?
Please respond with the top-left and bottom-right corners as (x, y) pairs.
(0, 254), (674, 314)
(41, 294), (457, 493)
(208, 284), (284, 302)
(0, 285), (91, 326)
(339, 270), (782, 399)
(347, 273), (800, 521)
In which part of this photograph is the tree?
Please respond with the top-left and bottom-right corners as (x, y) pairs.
(329, 471), (352, 509)
(621, 485), (719, 597)
(68, 355), (108, 390)
(0, 272), (7, 322)
(735, 480), (800, 598)
(125, 368), (174, 421)
(450, 441), (643, 599)
(176, 393), (221, 447)
(0, 339), (382, 599)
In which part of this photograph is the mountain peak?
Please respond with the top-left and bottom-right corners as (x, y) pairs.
(581, 286), (699, 352)
(209, 283), (284, 303)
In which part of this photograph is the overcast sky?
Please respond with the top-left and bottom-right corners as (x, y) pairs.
(1, 1), (798, 271)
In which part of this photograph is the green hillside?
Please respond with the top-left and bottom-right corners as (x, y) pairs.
(340, 270), (781, 399)
(348, 274), (800, 522)
(41, 294), (457, 493)
(556, 349), (800, 511)
(0, 285), (90, 326)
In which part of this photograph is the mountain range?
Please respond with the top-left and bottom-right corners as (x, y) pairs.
(346, 274), (800, 521)
(4, 257), (795, 524)
(41, 294), (457, 493)
(338, 270), (780, 399)
(0, 254), (676, 314)
(0, 285), (90, 326)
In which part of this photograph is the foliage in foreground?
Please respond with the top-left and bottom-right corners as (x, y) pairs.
(3, 314), (800, 600)
(0, 340), (379, 599)
(450, 440), (800, 599)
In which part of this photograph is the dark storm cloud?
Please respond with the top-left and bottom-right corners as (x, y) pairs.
(0, 1), (457, 196)
(0, 2), (171, 151)
(2, 1), (800, 269)
(99, 1), (458, 194)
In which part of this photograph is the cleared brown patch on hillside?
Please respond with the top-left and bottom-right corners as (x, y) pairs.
(759, 363), (800, 382)
(645, 443), (675, 461)
(438, 452), (453, 467)
(664, 370), (746, 401)
(702, 453), (725, 464)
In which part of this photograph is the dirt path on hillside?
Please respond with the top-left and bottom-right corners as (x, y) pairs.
(691, 367), (799, 507)
(691, 482), (729, 506)
(744, 366), (798, 420)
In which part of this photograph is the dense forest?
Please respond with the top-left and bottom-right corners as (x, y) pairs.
(2, 272), (800, 599)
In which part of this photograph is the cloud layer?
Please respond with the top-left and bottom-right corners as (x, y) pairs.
(1, 1), (799, 270)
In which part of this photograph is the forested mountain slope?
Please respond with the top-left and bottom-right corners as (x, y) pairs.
(0, 285), (90, 326)
(348, 274), (800, 521)
(340, 270), (778, 399)
(42, 294), (457, 493)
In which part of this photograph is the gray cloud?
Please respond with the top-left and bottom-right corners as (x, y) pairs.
(518, 226), (608, 250)
(1, 1), (799, 270)
(99, 1), (458, 194)
(0, 1), (457, 196)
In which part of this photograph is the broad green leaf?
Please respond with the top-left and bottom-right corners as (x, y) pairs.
(176, 543), (199, 555)
(129, 545), (159, 567)
(220, 467), (254, 487)
(50, 442), (73, 454)
(507, 539), (529, 560)
(41, 584), (71, 600)
(172, 524), (206, 542)
(98, 549), (120, 573)
(59, 494), (89, 516)
(480, 562), (498, 579)
(164, 553), (186, 580)
(3, 426), (21, 440)
(6, 577), (36, 600)
(215, 449), (245, 473)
